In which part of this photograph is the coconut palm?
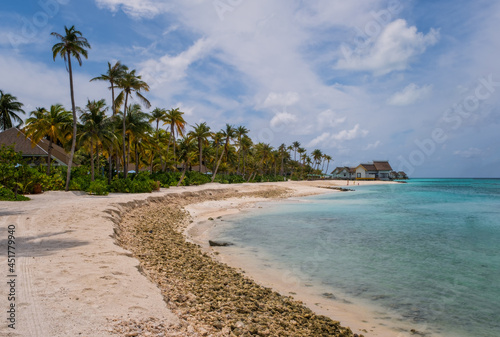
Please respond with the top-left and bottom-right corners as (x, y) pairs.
(51, 25), (91, 191)
(312, 149), (323, 171)
(90, 61), (128, 181)
(239, 135), (253, 177)
(176, 136), (197, 186)
(188, 122), (212, 173)
(234, 125), (249, 174)
(164, 108), (186, 162)
(122, 104), (152, 173)
(292, 141), (300, 161)
(211, 124), (235, 182)
(149, 108), (167, 132)
(0, 90), (25, 131)
(24, 104), (72, 175)
(78, 99), (115, 181)
(115, 69), (151, 178)
(324, 155), (333, 175)
(278, 143), (287, 176)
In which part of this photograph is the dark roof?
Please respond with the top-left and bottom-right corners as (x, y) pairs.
(359, 163), (377, 171)
(0, 128), (70, 166)
(38, 138), (71, 166)
(373, 161), (393, 171)
(0, 128), (47, 155)
(190, 165), (209, 174)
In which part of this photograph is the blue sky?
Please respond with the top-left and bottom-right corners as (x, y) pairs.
(1, 0), (499, 177)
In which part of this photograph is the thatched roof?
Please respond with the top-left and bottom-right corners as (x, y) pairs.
(0, 128), (71, 166)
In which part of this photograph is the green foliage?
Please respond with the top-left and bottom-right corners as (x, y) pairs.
(0, 186), (30, 201)
(109, 175), (155, 193)
(214, 174), (246, 184)
(151, 172), (181, 187)
(0, 145), (24, 190)
(87, 180), (109, 195)
(185, 171), (211, 186)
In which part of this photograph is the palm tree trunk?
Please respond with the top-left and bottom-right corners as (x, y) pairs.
(326, 160), (330, 176)
(47, 138), (53, 176)
(177, 162), (187, 187)
(109, 81), (116, 183)
(90, 138), (95, 181)
(211, 138), (228, 182)
(198, 138), (203, 173)
(96, 144), (100, 177)
(135, 140), (139, 173)
(122, 97), (129, 178)
(65, 52), (77, 192)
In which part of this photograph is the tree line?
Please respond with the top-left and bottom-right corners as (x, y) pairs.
(0, 25), (334, 192)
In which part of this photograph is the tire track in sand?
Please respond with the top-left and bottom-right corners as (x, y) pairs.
(15, 211), (48, 337)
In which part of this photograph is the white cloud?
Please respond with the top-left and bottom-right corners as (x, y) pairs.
(307, 124), (368, 147)
(139, 38), (214, 86)
(317, 109), (346, 129)
(364, 140), (381, 150)
(336, 19), (439, 75)
(270, 111), (297, 128)
(0, 55), (108, 118)
(307, 132), (332, 147)
(332, 124), (369, 141)
(95, 0), (169, 18)
(387, 83), (433, 106)
(263, 92), (300, 107)
(453, 148), (483, 158)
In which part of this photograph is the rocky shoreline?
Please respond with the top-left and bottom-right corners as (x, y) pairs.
(111, 188), (364, 337)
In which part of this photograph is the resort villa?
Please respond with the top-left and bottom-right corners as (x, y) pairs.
(0, 127), (71, 167)
(331, 161), (408, 181)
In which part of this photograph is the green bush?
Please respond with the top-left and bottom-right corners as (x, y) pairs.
(109, 176), (155, 193)
(87, 180), (109, 196)
(0, 186), (30, 201)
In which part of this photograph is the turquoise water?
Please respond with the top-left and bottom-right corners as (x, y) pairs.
(217, 179), (500, 337)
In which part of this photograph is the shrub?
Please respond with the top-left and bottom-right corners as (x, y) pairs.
(87, 180), (109, 196)
(109, 176), (155, 193)
(0, 186), (30, 201)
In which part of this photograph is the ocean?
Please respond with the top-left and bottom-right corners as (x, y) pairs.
(213, 179), (500, 337)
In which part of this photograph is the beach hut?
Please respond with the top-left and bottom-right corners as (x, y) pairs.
(0, 127), (72, 167)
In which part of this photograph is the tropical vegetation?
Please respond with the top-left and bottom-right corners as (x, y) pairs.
(0, 25), (335, 199)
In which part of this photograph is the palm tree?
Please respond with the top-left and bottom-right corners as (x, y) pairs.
(211, 124), (235, 182)
(90, 61), (128, 182)
(188, 122), (212, 173)
(24, 104), (72, 175)
(240, 135), (253, 177)
(115, 69), (151, 178)
(121, 104), (152, 173)
(51, 25), (91, 191)
(148, 107), (167, 171)
(297, 147), (306, 176)
(164, 108), (186, 162)
(324, 155), (333, 175)
(234, 125), (249, 174)
(78, 99), (114, 181)
(0, 90), (25, 130)
(278, 143), (286, 176)
(176, 136), (197, 186)
(149, 108), (167, 132)
(312, 149), (323, 171)
(292, 141), (300, 161)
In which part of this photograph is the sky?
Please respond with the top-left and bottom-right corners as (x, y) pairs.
(1, 0), (500, 177)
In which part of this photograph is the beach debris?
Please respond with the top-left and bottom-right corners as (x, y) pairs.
(112, 187), (362, 337)
(209, 240), (234, 247)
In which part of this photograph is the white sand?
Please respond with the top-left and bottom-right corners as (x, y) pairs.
(0, 180), (408, 337)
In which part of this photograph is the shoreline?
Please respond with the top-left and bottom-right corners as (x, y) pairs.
(0, 180), (403, 336)
(184, 181), (430, 337)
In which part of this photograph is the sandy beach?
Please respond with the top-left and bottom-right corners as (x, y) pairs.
(0, 180), (402, 337)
